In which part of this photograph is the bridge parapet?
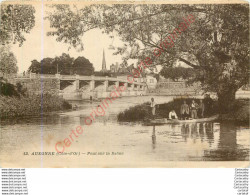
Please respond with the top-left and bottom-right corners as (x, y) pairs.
(14, 73), (147, 99)
(18, 73), (146, 85)
(58, 74), (145, 86)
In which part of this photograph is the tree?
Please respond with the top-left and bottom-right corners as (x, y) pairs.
(27, 54), (94, 75)
(72, 57), (94, 75)
(28, 58), (54, 74)
(28, 60), (41, 74)
(53, 53), (74, 75)
(46, 4), (249, 113)
(160, 66), (195, 81)
(40, 58), (54, 74)
(0, 4), (35, 46)
(160, 67), (179, 81)
(0, 46), (18, 76)
(181, 67), (195, 80)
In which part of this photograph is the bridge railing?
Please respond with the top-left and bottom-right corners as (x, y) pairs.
(59, 75), (145, 85)
(17, 73), (146, 86)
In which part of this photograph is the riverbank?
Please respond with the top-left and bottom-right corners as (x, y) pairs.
(219, 99), (249, 123)
(117, 98), (249, 123)
(0, 94), (72, 119)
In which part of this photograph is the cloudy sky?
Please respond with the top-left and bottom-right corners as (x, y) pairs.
(11, 3), (125, 73)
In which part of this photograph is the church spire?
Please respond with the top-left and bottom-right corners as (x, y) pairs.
(102, 49), (107, 72)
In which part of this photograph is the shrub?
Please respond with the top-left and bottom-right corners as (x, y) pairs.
(118, 102), (151, 122)
(0, 81), (20, 97)
(16, 82), (27, 96)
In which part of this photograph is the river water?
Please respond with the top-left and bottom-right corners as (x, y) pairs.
(0, 96), (249, 167)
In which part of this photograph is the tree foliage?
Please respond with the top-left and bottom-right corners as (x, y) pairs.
(0, 4), (35, 46)
(0, 81), (19, 97)
(54, 53), (75, 75)
(46, 4), (249, 111)
(0, 46), (18, 76)
(72, 57), (94, 75)
(28, 53), (94, 75)
(28, 59), (41, 74)
(160, 67), (195, 81)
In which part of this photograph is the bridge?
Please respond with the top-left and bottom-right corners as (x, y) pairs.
(15, 73), (147, 100)
(58, 74), (147, 100)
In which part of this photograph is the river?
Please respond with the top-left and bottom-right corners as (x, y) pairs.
(0, 96), (249, 167)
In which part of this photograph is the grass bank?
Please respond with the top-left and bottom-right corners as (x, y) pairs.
(0, 94), (72, 119)
(0, 80), (72, 119)
(117, 98), (249, 123)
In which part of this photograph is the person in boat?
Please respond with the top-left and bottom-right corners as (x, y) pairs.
(198, 99), (205, 118)
(180, 100), (190, 120)
(190, 100), (199, 119)
(150, 98), (157, 118)
(169, 110), (178, 119)
(73, 104), (78, 110)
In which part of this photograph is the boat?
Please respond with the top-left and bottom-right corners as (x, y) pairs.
(146, 115), (219, 125)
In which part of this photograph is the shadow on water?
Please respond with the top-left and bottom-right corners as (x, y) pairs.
(203, 122), (249, 161)
(150, 121), (249, 161)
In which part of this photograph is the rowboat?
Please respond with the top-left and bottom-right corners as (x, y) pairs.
(146, 115), (219, 125)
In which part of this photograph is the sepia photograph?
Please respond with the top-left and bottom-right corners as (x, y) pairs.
(0, 1), (249, 167)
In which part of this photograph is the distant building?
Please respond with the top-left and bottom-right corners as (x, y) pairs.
(145, 74), (157, 89)
(109, 61), (136, 74)
(110, 62), (119, 73)
(110, 64), (116, 72)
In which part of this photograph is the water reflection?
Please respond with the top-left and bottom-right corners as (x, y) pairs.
(152, 126), (156, 150)
(150, 122), (249, 161)
(181, 124), (189, 142)
(202, 122), (247, 161)
(180, 123), (214, 144)
(205, 123), (214, 146)
(199, 123), (205, 142)
(219, 122), (237, 149)
(191, 124), (198, 143)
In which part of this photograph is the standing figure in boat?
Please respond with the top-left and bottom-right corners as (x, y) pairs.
(190, 100), (199, 119)
(150, 98), (157, 118)
(169, 110), (178, 119)
(180, 100), (190, 120)
(204, 94), (213, 116)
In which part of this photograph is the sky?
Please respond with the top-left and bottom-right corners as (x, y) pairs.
(10, 3), (125, 73)
(9, 2), (192, 74)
